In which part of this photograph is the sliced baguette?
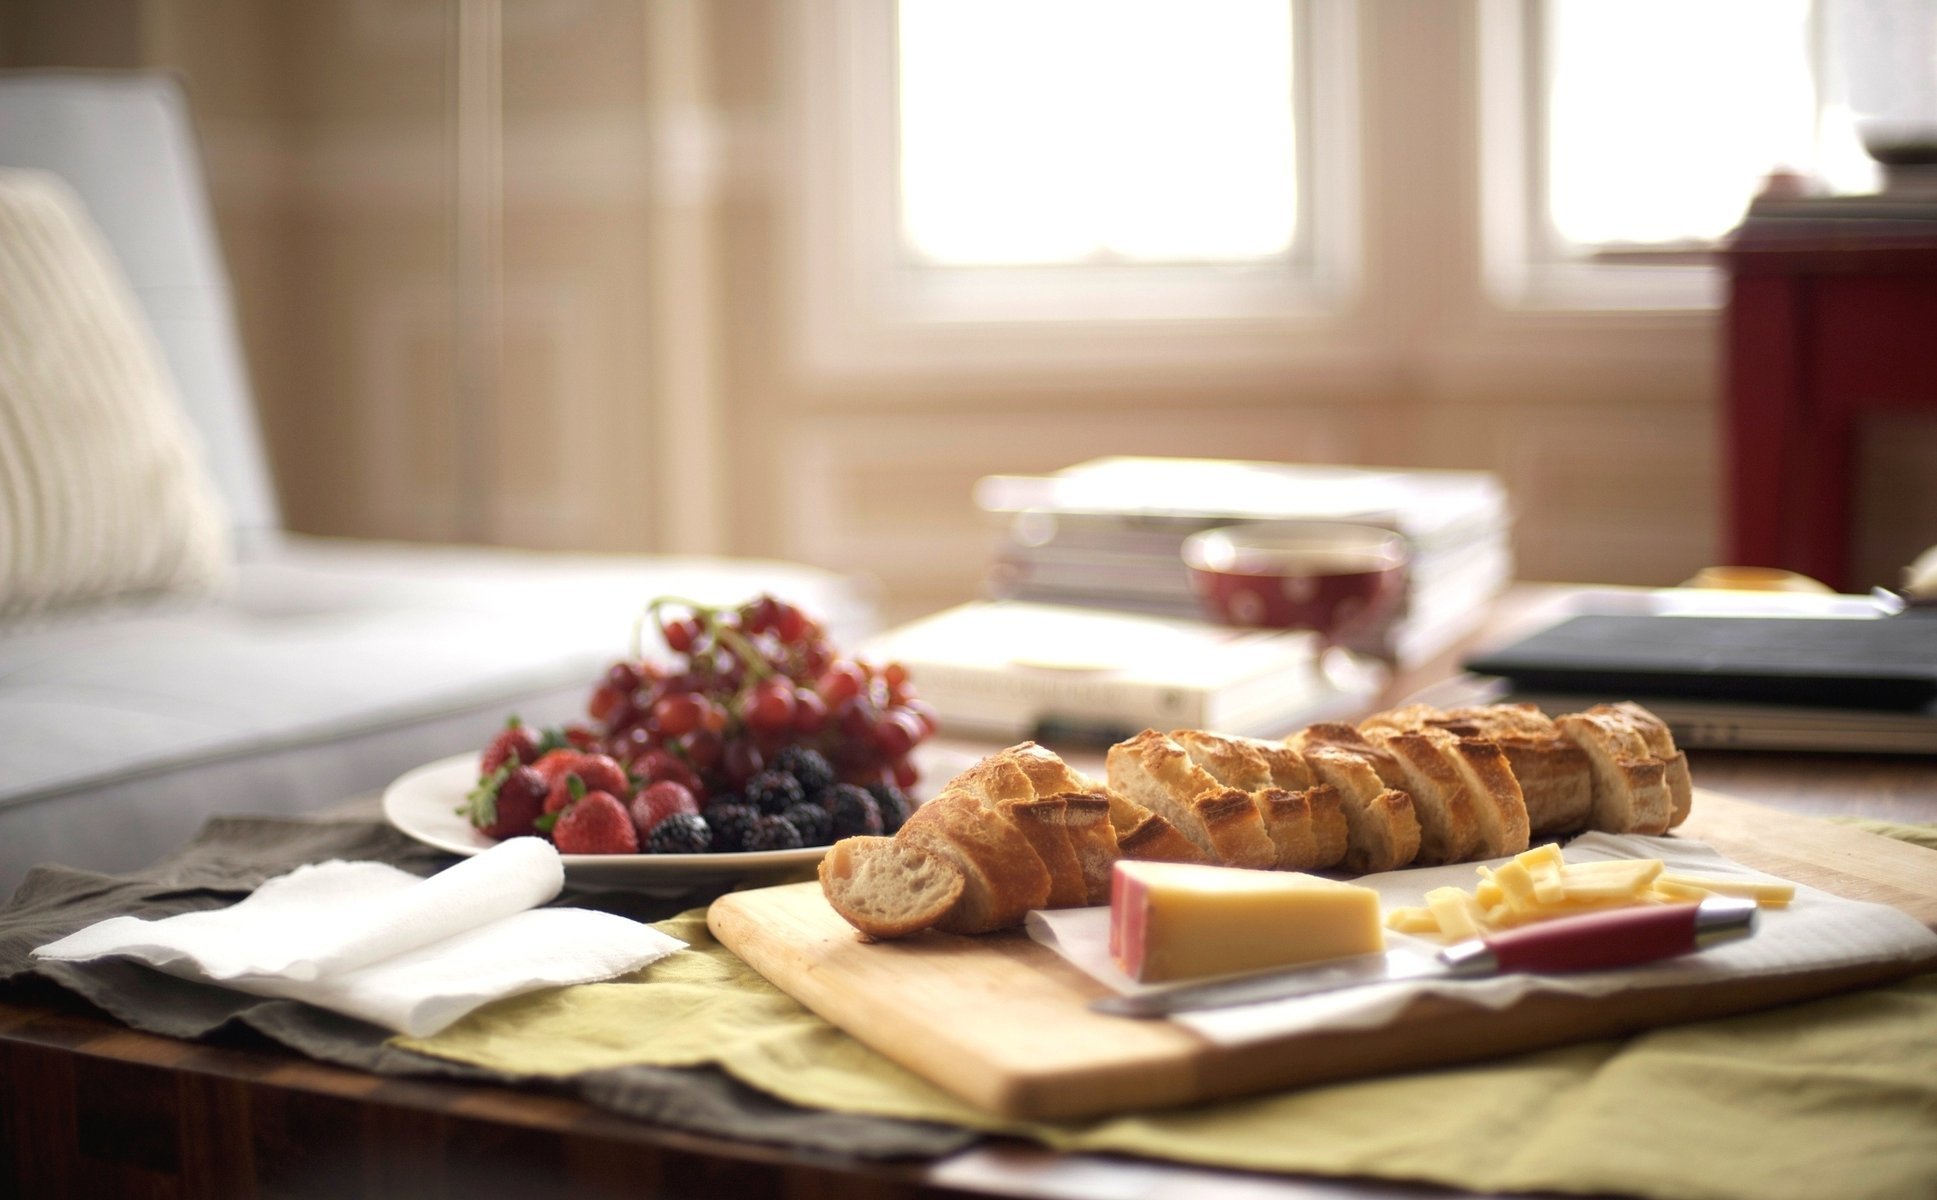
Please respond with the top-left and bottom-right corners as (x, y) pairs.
(1302, 748), (1420, 873)
(997, 795), (1089, 908)
(1439, 735), (1532, 857)
(1359, 728), (1482, 865)
(1289, 723), (1408, 790)
(1594, 702), (1693, 828)
(1172, 729), (1328, 871)
(1431, 704), (1592, 836)
(1106, 730), (1277, 869)
(899, 791), (1053, 933)
(1044, 791), (1120, 904)
(817, 836), (965, 940)
(1555, 711), (1674, 836)
(1105, 787), (1209, 864)
(1302, 783), (1350, 868)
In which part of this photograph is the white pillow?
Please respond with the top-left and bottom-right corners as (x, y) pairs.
(0, 169), (230, 618)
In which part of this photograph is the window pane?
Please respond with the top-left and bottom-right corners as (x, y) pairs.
(1545, 0), (1817, 247)
(897, 0), (1297, 266)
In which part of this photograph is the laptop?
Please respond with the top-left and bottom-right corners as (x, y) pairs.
(1451, 590), (1937, 755)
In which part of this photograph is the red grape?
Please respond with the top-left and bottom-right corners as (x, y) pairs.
(653, 693), (703, 737)
(792, 688), (829, 735)
(818, 661), (866, 706)
(676, 729), (723, 772)
(661, 614), (699, 654)
(745, 680), (795, 733)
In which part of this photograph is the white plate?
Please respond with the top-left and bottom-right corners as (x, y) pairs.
(382, 753), (828, 893)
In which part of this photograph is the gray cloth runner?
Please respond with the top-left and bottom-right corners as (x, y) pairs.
(0, 816), (975, 1161)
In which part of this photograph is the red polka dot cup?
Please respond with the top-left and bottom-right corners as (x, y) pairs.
(1183, 522), (1409, 644)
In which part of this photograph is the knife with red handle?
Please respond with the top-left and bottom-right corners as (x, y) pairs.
(1092, 895), (1760, 1018)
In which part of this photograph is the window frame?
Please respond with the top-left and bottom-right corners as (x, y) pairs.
(785, 0), (1368, 380)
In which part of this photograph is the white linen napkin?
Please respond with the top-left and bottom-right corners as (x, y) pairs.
(34, 837), (685, 1036)
(1027, 833), (1937, 1048)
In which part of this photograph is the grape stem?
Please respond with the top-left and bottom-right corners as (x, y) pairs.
(635, 595), (776, 684)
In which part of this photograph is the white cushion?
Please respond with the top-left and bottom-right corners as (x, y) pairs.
(0, 169), (231, 618)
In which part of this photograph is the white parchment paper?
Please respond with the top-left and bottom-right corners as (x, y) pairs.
(1025, 834), (1937, 1047)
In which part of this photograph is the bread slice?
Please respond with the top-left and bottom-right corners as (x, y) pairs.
(1555, 711), (1674, 836)
(1045, 791), (1119, 904)
(1439, 735), (1532, 857)
(1359, 728), (1481, 865)
(1594, 702), (1693, 828)
(1000, 741), (1103, 795)
(899, 791), (1052, 933)
(1302, 784), (1350, 869)
(818, 836), (965, 940)
(1169, 729), (1315, 870)
(1105, 788), (1209, 864)
(1302, 748), (1420, 873)
(1290, 724), (1408, 790)
(1428, 705), (1591, 837)
(1106, 730), (1277, 869)
(997, 796), (1089, 908)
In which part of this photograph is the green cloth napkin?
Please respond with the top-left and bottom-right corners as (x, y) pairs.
(399, 904), (1937, 1200)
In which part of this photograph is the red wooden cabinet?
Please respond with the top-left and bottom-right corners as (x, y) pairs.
(1722, 213), (1937, 591)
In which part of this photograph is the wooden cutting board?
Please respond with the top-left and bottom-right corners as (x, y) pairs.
(707, 791), (1937, 1121)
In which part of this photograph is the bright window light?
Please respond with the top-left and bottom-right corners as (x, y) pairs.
(896, 0), (1298, 266)
(1544, 0), (1819, 247)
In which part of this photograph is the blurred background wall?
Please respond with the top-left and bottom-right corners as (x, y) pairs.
(3, 0), (1931, 622)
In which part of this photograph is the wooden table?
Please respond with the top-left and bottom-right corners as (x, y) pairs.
(4, 586), (1933, 1199)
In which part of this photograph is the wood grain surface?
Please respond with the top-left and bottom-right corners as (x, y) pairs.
(709, 789), (1937, 1122)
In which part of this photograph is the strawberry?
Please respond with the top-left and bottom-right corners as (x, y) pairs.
(628, 780), (699, 842)
(542, 753), (632, 815)
(551, 790), (638, 854)
(460, 764), (546, 840)
(479, 717), (540, 775)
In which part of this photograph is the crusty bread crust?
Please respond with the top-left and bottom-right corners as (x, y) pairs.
(1302, 784), (1349, 868)
(1303, 749), (1420, 873)
(998, 796), (1088, 908)
(1290, 723), (1408, 790)
(900, 791), (1052, 933)
(1555, 712), (1674, 836)
(1170, 729), (1273, 791)
(1442, 735), (1532, 857)
(1044, 792), (1119, 903)
(1364, 703), (1591, 838)
(1362, 728), (1481, 865)
(1595, 702), (1692, 828)
(817, 836), (964, 940)
(1171, 729), (1324, 870)
(1107, 730), (1277, 869)
(1114, 811), (1211, 863)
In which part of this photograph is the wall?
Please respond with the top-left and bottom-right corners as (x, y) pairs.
(6, 0), (1931, 621)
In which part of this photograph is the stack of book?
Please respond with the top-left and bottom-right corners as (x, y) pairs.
(976, 457), (1514, 668)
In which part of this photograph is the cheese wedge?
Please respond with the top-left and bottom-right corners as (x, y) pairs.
(1108, 860), (1385, 983)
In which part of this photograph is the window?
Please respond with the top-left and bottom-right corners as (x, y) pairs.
(791, 0), (1360, 377)
(896, 0), (1299, 266)
(1488, 0), (1882, 307)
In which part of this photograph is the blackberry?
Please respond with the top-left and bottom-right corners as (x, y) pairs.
(825, 784), (883, 838)
(782, 801), (833, 846)
(773, 745), (835, 796)
(742, 813), (804, 852)
(744, 770), (805, 815)
(866, 782), (913, 834)
(703, 801), (758, 851)
(646, 812), (711, 855)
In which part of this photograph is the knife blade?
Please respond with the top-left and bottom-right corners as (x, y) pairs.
(1090, 895), (1759, 1018)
